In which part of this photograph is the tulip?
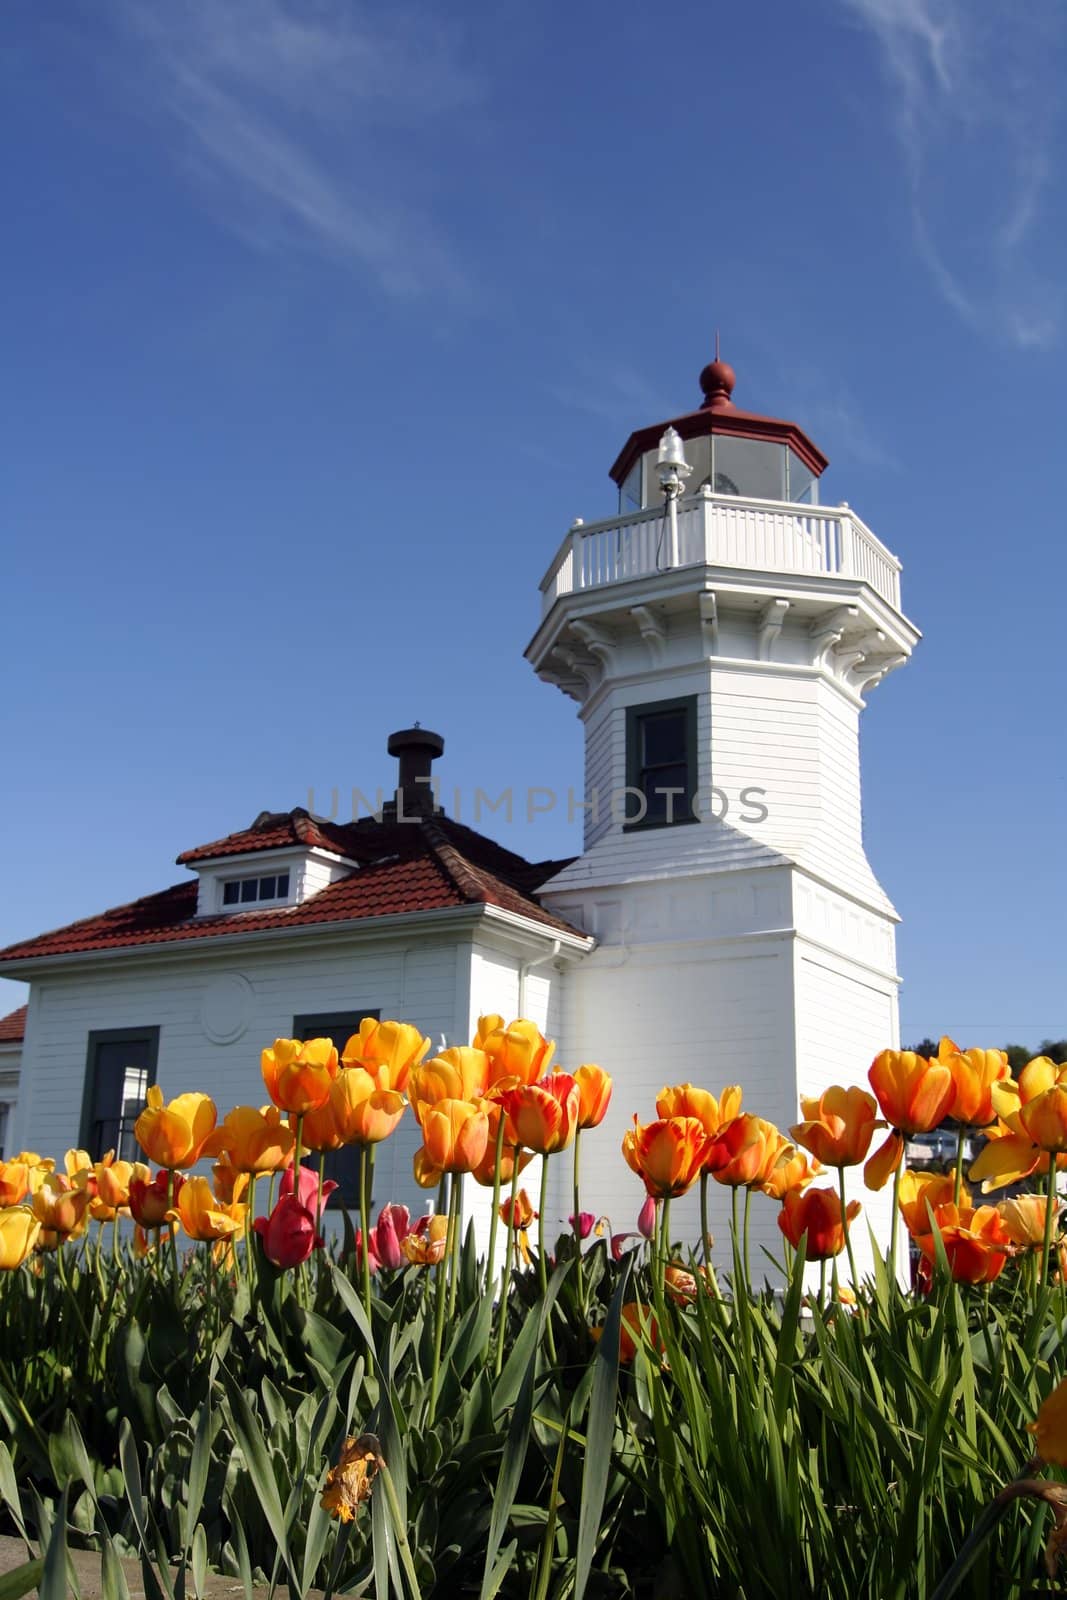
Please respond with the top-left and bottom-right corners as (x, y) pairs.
(1029, 1376), (1067, 1467)
(970, 1057), (1067, 1191)
(937, 1037), (1010, 1128)
(664, 1262), (710, 1304)
(915, 1202), (1010, 1284)
(129, 1170), (182, 1228)
(790, 1085), (881, 1169)
(89, 1158), (149, 1222)
(12, 1153), (55, 1196)
(254, 1195), (320, 1268)
(64, 1148), (96, 1183)
(31, 1175), (91, 1247)
(470, 1101), (532, 1188)
(0, 1208), (40, 1269)
(340, 1018), (431, 1094)
(413, 1148), (443, 1189)
(0, 1160), (30, 1208)
(574, 1064), (613, 1129)
(500, 1189), (536, 1230)
(411, 1048), (490, 1110)
(166, 1176), (246, 1243)
(401, 1212), (449, 1265)
(704, 1115), (788, 1189)
(998, 1194), (1056, 1250)
(777, 1187), (861, 1261)
(498, 1073), (580, 1156)
(568, 1211), (597, 1240)
(590, 1303), (661, 1365)
(759, 1146), (822, 1201)
(320, 1434), (383, 1522)
(897, 1169), (968, 1238)
(622, 1116), (712, 1200)
(280, 1162), (338, 1214)
(470, 1014), (504, 1051)
(211, 1159), (249, 1206)
(477, 1017), (555, 1088)
(135, 1086), (218, 1169)
(417, 1098), (490, 1175)
(261, 1038), (338, 1115)
(864, 1050), (955, 1190)
(366, 1203), (418, 1271)
(637, 1195), (657, 1238)
(656, 1083), (742, 1140)
(206, 1105), (295, 1172)
(327, 1068), (406, 1146)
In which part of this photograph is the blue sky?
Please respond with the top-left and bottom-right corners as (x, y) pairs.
(2, 0), (1064, 1050)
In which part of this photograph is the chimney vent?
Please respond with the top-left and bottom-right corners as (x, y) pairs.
(386, 726), (444, 818)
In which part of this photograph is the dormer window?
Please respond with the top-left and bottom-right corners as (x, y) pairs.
(222, 871), (291, 908)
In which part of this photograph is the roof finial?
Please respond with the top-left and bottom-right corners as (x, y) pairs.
(699, 336), (736, 413)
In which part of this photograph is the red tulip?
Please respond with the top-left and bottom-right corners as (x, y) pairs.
(129, 1170), (183, 1228)
(254, 1196), (321, 1268)
(281, 1163), (338, 1214)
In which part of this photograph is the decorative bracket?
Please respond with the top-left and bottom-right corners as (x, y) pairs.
(570, 619), (617, 671)
(699, 590), (719, 653)
(630, 604), (667, 664)
(809, 604), (858, 669)
(757, 598), (790, 662)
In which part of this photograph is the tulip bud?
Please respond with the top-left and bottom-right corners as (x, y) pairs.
(637, 1196), (657, 1239)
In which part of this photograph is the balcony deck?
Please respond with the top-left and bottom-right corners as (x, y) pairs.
(539, 490), (902, 617)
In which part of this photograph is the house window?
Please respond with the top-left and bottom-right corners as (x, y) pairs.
(293, 1010), (381, 1205)
(79, 1028), (160, 1161)
(222, 871), (291, 908)
(0, 1103), (9, 1160)
(624, 695), (699, 829)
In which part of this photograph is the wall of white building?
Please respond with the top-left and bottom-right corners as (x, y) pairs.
(0, 1040), (20, 1159)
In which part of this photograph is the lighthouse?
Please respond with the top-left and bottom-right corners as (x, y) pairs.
(527, 351), (920, 1268)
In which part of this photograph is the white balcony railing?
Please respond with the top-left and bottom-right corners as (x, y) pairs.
(539, 490), (902, 617)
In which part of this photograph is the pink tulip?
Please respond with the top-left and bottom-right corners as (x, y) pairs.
(637, 1195), (658, 1239)
(372, 1203), (411, 1270)
(568, 1211), (597, 1240)
(254, 1196), (321, 1268)
(281, 1162), (338, 1214)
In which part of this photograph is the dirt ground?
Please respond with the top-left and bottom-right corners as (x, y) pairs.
(0, 1535), (324, 1598)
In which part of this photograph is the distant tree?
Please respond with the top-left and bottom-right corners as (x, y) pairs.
(905, 1039), (939, 1059)
(1039, 1039), (1067, 1065)
(1005, 1044), (1030, 1073)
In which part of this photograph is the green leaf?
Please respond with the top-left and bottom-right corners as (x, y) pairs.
(0, 1561), (45, 1600)
(478, 1285), (547, 1600)
(217, 1366), (291, 1579)
(574, 1255), (632, 1600)
(39, 1485), (71, 1600)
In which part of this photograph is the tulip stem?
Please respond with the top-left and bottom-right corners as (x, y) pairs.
(486, 1113), (507, 1296)
(428, 1181), (458, 1424)
(166, 1169), (180, 1299)
(359, 1145), (373, 1319)
(952, 1125), (966, 1208)
(660, 1195), (672, 1268)
(742, 1187), (753, 1296)
(538, 1156), (557, 1364)
(700, 1172), (711, 1271)
(730, 1186), (744, 1299)
(495, 1164), (521, 1379)
(245, 1173), (257, 1292)
(1040, 1162), (1057, 1288)
(448, 1174), (463, 1321)
(572, 1128), (586, 1307)
(888, 1160), (902, 1286)
(837, 1167), (860, 1291)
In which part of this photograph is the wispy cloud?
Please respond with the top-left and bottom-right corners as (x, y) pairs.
(109, 0), (479, 298)
(839, 0), (1063, 348)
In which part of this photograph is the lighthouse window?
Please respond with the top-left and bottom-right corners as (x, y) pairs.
(624, 695), (698, 830)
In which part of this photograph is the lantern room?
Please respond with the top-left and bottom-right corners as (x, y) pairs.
(610, 350), (828, 512)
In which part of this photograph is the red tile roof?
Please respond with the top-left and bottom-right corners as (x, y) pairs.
(0, 1005), (26, 1043)
(0, 814), (582, 966)
(176, 808), (356, 864)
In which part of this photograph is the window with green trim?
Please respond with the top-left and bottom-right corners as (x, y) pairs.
(624, 696), (699, 829)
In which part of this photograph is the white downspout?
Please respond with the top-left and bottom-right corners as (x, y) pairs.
(518, 939), (561, 1017)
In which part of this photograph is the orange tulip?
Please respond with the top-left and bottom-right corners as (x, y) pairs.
(622, 1116), (711, 1200)
(471, 1099), (532, 1188)
(413, 1148), (443, 1189)
(574, 1064), (613, 1129)
(206, 1105), (295, 1172)
(997, 1194), (1055, 1250)
(401, 1213), (449, 1265)
(705, 1115), (788, 1189)
(937, 1037), (1010, 1127)
(656, 1083), (742, 1140)
(478, 1017), (555, 1088)
(1029, 1376), (1067, 1466)
(31, 1175), (91, 1246)
(498, 1073), (580, 1156)
(13, 1154), (56, 1197)
(499, 1188), (537, 1230)
(0, 1208), (40, 1269)
(341, 1018), (431, 1095)
(777, 1187), (861, 1261)
(329, 1068), (406, 1146)
(135, 1086), (218, 1169)
(897, 1169), (969, 1238)
(417, 1099), (489, 1175)
(166, 1175), (246, 1243)
(664, 1262), (713, 1304)
(759, 1145), (822, 1200)
(970, 1057), (1067, 1190)
(410, 1048), (490, 1110)
(791, 1086), (881, 1169)
(915, 1203), (1010, 1284)
(88, 1158), (149, 1221)
(262, 1038), (338, 1115)
(864, 1050), (955, 1190)
(590, 1303), (661, 1365)
(0, 1161), (30, 1208)
(211, 1159), (250, 1206)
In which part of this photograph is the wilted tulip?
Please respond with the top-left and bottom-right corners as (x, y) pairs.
(135, 1086), (218, 1169)
(206, 1104), (295, 1172)
(262, 1038), (338, 1115)
(622, 1116), (711, 1200)
(777, 1187), (861, 1261)
(574, 1064), (613, 1129)
(0, 1208), (40, 1269)
(166, 1176), (246, 1243)
(498, 1073), (580, 1156)
(401, 1212), (449, 1265)
(417, 1099), (490, 1175)
(341, 1018), (431, 1094)
(320, 1434), (383, 1522)
(499, 1188), (537, 1230)
(254, 1195), (320, 1268)
(791, 1086), (881, 1169)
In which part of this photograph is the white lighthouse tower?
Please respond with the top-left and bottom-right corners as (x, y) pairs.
(527, 350), (920, 1268)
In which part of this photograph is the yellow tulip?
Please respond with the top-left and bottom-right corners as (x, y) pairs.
(341, 1018), (431, 1095)
(31, 1175), (91, 1246)
(656, 1083), (742, 1137)
(135, 1086), (218, 1169)
(205, 1104), (294, 1173)
(0, 1208), (40, 1269)
(166, 1175), (246, 1243)
(790, 1085), (881, 1169)
(478, 1018), (555, 1088)
(410, 1048), (490, 1110)
(261, 1038), (338, 1115)
(417, 1099), (489, 1175)
(329, 1068), (406, 1146)
(0, 1161), (30, 1208)
(998, 1194), (1055, 1250)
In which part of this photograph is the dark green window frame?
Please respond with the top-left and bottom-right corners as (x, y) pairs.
(624, 695), (700, 831)
(79, 1026), (160, 1160)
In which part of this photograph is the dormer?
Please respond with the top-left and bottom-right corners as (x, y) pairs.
(177, 808), (359, 918)
(610, 349), (827, 511)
